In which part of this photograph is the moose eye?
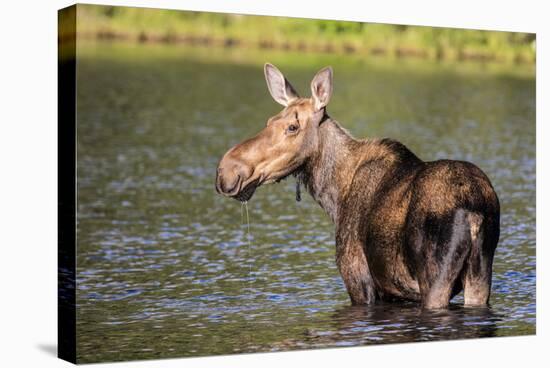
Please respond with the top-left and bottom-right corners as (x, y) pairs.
(287, 124), (299, 133)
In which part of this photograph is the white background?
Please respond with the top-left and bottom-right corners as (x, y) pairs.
(0, 0), (547, 366)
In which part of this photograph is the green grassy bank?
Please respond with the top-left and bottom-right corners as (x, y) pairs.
(68, 4), (536, 64)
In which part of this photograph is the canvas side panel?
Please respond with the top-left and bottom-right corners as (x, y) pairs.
(58, 4), (77, 364)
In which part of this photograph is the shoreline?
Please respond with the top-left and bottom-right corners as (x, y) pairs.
(65, 31), (535, 65)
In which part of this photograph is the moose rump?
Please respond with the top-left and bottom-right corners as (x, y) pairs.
(357, 159), (500, 309)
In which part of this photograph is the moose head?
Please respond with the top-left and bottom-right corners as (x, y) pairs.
(215, 63), (333, 201)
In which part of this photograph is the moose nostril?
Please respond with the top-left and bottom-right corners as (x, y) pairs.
(217, 172), (241, 195)
(225, 175), (241, 194)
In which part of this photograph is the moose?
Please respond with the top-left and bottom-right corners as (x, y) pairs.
(215, 63), (500, 309)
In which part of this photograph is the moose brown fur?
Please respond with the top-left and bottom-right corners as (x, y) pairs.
(216, 63), (500, 309)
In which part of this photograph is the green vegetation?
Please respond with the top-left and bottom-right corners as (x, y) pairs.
(73, 4), (535, 64)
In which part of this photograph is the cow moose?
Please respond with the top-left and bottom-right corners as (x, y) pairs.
(216, 63), (500, 309)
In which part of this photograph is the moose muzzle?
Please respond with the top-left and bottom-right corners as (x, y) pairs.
(215, 152), (257, 201)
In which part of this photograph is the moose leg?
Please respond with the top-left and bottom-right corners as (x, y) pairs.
(463, 214), (495, 306)
(463, 256), (492, 306)
(415, 210), (473, 309)
(336, 240), (376, 305)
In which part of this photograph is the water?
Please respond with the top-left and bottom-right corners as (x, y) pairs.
(75, 42), (535, 363)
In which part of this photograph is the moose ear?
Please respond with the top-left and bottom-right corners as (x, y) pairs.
(310, 66), (333, 111)
(264, 63), (299, 107)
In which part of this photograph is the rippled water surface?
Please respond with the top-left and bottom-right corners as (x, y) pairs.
(75, 42), (535, 363)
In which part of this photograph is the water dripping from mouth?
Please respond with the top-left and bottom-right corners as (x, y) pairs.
(241, 201), (253, 285)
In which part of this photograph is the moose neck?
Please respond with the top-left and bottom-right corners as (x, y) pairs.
(299, 117), (360, 223)
(298, 116), (421, 224)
